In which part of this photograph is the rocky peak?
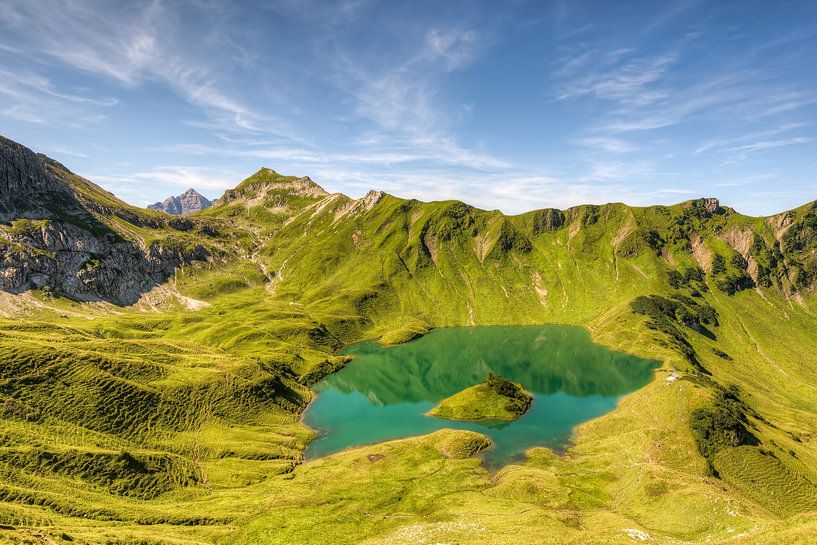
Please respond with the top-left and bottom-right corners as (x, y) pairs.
(213, 168), (329, 207)
(148, 188), (211, 215)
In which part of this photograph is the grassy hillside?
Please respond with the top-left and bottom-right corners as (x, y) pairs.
(1, 158), (817, 544)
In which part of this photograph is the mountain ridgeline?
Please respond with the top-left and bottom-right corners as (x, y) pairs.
(1, 134), (817, 544)
(2, 135), (815, 311)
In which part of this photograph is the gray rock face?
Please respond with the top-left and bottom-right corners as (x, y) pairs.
(148, 188), (211, 215)
(681, 197), (721, 215)
(0, 136), (78, 222)
(702, 198), (720, 214)
(0, 136), (207, 305)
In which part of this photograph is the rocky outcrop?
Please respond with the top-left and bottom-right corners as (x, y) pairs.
(530, 208), (565, 234)
(0, 136), (83, 223)
(681, 197), (721, 215)
(702, 198), (720, 214)
(0, 221), (206, 304)
(148, 188), (211, 215)
(0, 136), (207, 305)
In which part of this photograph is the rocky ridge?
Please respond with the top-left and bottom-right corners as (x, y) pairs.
(0, 136), (208, 305)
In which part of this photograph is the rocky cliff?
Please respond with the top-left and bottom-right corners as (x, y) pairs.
(148, 188), (211, 215)
(0, 136), (208, 305)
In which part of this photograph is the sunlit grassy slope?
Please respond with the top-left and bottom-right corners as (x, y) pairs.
(1, 166), (817, 544)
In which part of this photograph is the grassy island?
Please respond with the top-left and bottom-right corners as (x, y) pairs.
(429, 373), (533, 421)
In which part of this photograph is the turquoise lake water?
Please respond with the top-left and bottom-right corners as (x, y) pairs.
(304, 325), (658, 468)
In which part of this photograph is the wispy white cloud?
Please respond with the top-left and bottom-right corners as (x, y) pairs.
(0, 42), (22, 53)
(554, 28), (817, 147)
(325, 26), (506, 172)
(693, 123), (813, 163)
(0, 0), (290, 136)
(653, 188), (695, 195)
(0, 67), (113, 127)
(725, 137), (812, 159)
(574, 137), (636, 154)
(424, 29), (479, 71)
(555, 51), (677, 105)
(263, 0), (374, 25)
(161, 139), (510, 171)
(694, 123), (809, 154)
(0, 68), (117, 106)
(0, 105), (50, 125)
(581, 159), (659, 182)
(45, 146), (90, 159)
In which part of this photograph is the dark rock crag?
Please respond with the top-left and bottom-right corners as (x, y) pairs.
(0, 136), (207, 305)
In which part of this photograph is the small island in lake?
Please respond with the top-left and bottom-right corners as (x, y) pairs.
(429, 373), (533, 421)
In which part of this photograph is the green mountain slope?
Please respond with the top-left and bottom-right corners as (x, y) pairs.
(1, 136), (817, 544)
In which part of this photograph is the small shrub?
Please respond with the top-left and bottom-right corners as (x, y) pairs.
(711, 347), (732, 361)
(730, 253), (747, 270)
(684, 266), (704, 282)
(711, 254), (726, 275)
(486, 374), (531, 415)
(689, 385), (758, 475)
(715, 272), (753, 295)
(667, 270), (683, 288)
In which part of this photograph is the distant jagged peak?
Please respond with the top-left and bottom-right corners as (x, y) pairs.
(180, 187), (205, 198)
(148, 188), (211, 215)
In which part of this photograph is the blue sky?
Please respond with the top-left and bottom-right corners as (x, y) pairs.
(1, 0), (816, 215)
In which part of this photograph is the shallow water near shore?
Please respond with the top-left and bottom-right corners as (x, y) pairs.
(304, 325), (659, 468)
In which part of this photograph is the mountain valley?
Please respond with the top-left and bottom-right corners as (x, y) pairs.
(1, 135), (817, 545)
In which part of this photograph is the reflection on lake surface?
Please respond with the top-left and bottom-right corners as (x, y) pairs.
(304, 325), (658, 468)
